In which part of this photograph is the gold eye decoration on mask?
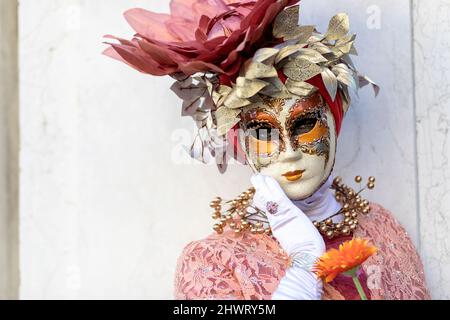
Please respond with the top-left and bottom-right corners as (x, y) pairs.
(292, 117), (329, 145)
(247, 120), (281, 159)
(241, 108), (285, 170)
(287, 97), (331, 160)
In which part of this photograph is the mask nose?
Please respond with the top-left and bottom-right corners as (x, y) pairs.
(281, 140), (302, 163)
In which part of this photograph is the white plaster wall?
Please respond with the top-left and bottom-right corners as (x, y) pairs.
(17, 0), (448, 299)
(413, 0), (450, 300)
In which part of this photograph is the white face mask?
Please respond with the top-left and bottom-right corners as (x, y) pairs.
(239, 92), (337, 200)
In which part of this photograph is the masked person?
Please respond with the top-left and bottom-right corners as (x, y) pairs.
(105, 0), (430, 300)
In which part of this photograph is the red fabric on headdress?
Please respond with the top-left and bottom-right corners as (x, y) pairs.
(306, 75), (344, 135)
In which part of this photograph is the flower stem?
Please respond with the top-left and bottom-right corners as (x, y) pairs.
(352, 276), (368, 301)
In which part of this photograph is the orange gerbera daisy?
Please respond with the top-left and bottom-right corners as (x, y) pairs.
(314, 238), (378, 283)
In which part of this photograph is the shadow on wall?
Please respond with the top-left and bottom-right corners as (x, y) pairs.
(0, 0), (19, 300)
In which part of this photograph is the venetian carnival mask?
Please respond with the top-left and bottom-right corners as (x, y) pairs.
(104, 1), (378, 200)
(239, 92), (337, 200)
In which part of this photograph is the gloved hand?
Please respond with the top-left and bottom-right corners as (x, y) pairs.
(251, 174), (326, 300)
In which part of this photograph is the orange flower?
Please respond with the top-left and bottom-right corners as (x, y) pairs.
(314, 238), (378, 283)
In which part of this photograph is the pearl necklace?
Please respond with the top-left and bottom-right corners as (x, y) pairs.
(210, 175), (376, 240)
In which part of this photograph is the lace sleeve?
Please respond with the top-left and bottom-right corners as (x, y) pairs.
(174, 240), (244, 300)
(356, 203), (431, 300)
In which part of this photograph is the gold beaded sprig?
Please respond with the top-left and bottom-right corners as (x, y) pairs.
(313, 176), (376, 239)
(211, 188), (272, 237)
(211, 175), (376, 239)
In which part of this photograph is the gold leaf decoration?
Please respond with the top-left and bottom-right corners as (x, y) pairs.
(335, 34), (356, 46)
(337, 73), (356, 92)
(333, 64), (357, 92)
(212, 85), (232, 106)
(283, 58), (322, 82)
(285, 79), (316, 97)
(310, 42), (333, 55)
(259, 77), (291, 98)
(325, 13), (350, 41)
(244, 61), (278, 79)
(171, 78), (205, 101)
(216, 107), (241, 136)
(252, 47), (280, 64)
(349, 45), (358, 56)
(358, 74), (380, 97)
(334, 34), (356, 57)
(276, 44), (304, 64)
(235, 77), (268, 99)
(297, 48), (328, 64)
(273, 6), (303, 40)
(321, 68), (338, 100)
(223, 88), (252, 109)
(296, 25), (316, 43)
(171, 76), (217, 119)
(182, 98), (202, 117)
(308, 33), (326, 43)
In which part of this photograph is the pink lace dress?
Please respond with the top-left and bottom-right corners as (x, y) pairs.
(174, 203), (430, 300)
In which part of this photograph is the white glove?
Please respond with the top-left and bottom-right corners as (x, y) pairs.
(251, 174), (326, 300)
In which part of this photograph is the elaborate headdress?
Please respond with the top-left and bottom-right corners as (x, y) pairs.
(104, 0), (378, 172)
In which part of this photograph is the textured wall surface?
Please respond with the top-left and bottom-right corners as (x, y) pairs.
(0, 0), (19, 299)
(17, 0), (449, 299)
(413, 0), (450, 300)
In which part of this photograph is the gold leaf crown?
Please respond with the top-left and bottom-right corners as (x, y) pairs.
(170, 5), (378, 171)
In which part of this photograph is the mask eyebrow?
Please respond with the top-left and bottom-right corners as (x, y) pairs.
(242, 109), (281, 129)
(288, 92), (324, 120)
